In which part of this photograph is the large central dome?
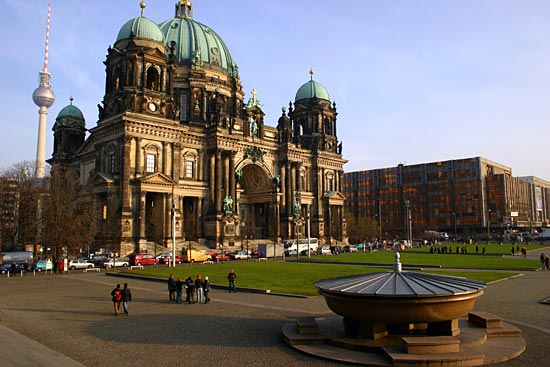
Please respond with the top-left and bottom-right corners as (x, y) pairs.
(159, 1), (237, 74)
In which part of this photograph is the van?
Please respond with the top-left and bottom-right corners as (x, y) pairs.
(182, 249), (211, 263)
(128, 253), (156, 266)
(0, 251), (33, 273)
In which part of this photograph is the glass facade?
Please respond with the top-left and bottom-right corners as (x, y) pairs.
(343, 157), (550, 239)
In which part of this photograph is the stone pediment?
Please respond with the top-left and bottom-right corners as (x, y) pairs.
(138, 172), (175, 191)
(323, 191), (346, 205)
(88, 172), (116, 186)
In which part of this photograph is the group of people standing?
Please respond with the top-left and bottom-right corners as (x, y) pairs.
(109, 269), (239, 315)
(167, 273), (211, 304)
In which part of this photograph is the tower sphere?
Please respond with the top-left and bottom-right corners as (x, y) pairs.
(32, 85), (55, 108)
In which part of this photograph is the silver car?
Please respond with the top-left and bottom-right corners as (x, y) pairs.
(68, 258), (95, 270)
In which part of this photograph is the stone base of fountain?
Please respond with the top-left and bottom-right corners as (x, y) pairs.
(283, 311), (525, 366)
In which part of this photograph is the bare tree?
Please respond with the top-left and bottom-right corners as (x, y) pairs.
(345, 210), (379, 244)
(43, 167), (97, 260)
(0, 161), (43, 251)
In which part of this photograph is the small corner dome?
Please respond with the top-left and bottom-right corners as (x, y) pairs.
(55, 101), (85, 122)
(116, 16), (164, 43)
(295, 79), (330, 102)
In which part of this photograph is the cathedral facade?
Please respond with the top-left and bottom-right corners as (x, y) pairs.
(48, 1), (347, 255)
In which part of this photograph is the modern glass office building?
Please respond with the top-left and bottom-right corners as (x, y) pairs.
(343, 157), (550, 240)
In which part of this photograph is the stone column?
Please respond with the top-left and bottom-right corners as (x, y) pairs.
(281, 164), (287, 215)
(224, 152), (230, 198)
(139, 192), (146, 240)
(215, 150), (223, 214)
(209, 150), (215, 211)
(229, 152), (236, 212)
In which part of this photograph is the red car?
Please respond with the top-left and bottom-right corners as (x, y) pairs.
(215, 253), (230, 261)
(128, 253), (156, 266)
(159, 255), (182, 264)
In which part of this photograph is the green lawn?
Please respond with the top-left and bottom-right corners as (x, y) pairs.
(303, 248), (542, 270)
(124, 260), (520, 296)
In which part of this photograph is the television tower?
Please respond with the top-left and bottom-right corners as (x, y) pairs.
(32, 3), (55, 179)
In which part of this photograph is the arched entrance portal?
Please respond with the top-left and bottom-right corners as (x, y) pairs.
(237, 164), (279, 242)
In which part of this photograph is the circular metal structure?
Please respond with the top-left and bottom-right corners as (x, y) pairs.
(315, 253), (486, 338)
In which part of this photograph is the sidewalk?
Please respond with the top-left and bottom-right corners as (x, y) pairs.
(0, 325), (85, 366)
(1, 266), (549, 367)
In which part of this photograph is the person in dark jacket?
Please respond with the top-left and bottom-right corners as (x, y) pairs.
(185, 277), (196, 304)
(175, 278), (184, 304)
(110, 284), (122, 316)
(227, 269), (237, 293)
(195, 274), (204, 303)
(167, 274), (176, 301)
(121, 283), (132, 316)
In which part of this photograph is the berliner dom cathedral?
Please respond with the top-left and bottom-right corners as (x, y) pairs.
(49, 1), (346, 254)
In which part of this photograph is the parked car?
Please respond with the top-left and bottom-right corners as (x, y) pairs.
(285, 249), (298, 256)
(158, 255), (183, 264)
(319, 246), (332, 256)
(103, 259), (129, 268)
(231, 250), (251, 260)
(0, 262), (26, 274)
(31, 259), (54, 271)
(215, 253), (231, 261)
(129, 253), (156, 266)
(69, 258), (95, 270)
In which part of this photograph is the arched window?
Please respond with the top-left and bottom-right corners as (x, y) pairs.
(105, 145), (117, 173)
(326, 172), (335, 192)
(146, 67), (159, 91)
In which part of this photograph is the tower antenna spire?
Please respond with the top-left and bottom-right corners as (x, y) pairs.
(43, 2), (51, 71)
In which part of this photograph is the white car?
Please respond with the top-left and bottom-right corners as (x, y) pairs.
(232, 250), (251, 260)
(103, 259), (129, 268)
(348, 245), (358, 253)
(68, 259), (95, 270)
(319, 246), (332, 256)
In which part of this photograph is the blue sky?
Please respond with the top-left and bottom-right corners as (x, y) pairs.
(1, 0), (549, 180)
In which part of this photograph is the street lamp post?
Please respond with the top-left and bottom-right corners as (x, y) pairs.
(240, 219), (245, 251)
(487, 209), (492, 244)
(452, 212), (457, 242)
(293, 191), (302, 260)
(405, 200), (412, 247)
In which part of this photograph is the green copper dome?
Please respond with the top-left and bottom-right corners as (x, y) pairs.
(159, 1), (237, 75)
(57, 104), (84, 121)
(116, 16), (164, 43)
(295, 79), (330, 102)
(54, 99), (85, 128)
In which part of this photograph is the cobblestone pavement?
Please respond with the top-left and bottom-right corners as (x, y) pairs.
(1, 256), (550, 367)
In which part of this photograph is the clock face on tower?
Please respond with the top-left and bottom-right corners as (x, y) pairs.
(148, 102), (157, 112)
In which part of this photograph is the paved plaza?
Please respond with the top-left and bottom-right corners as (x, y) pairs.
(1, 255), (550, 366)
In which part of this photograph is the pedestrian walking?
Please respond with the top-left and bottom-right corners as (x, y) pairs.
(110, 284), (122, 316)
(195, 274), (204, 303)
(540, 253), (546, 270)
(168, 274), (176, 302)
(227, 269), (237, 293)
(121, 283), (132, 316)
(175, 278), (184, 304)
(203, 276), (211, 303)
